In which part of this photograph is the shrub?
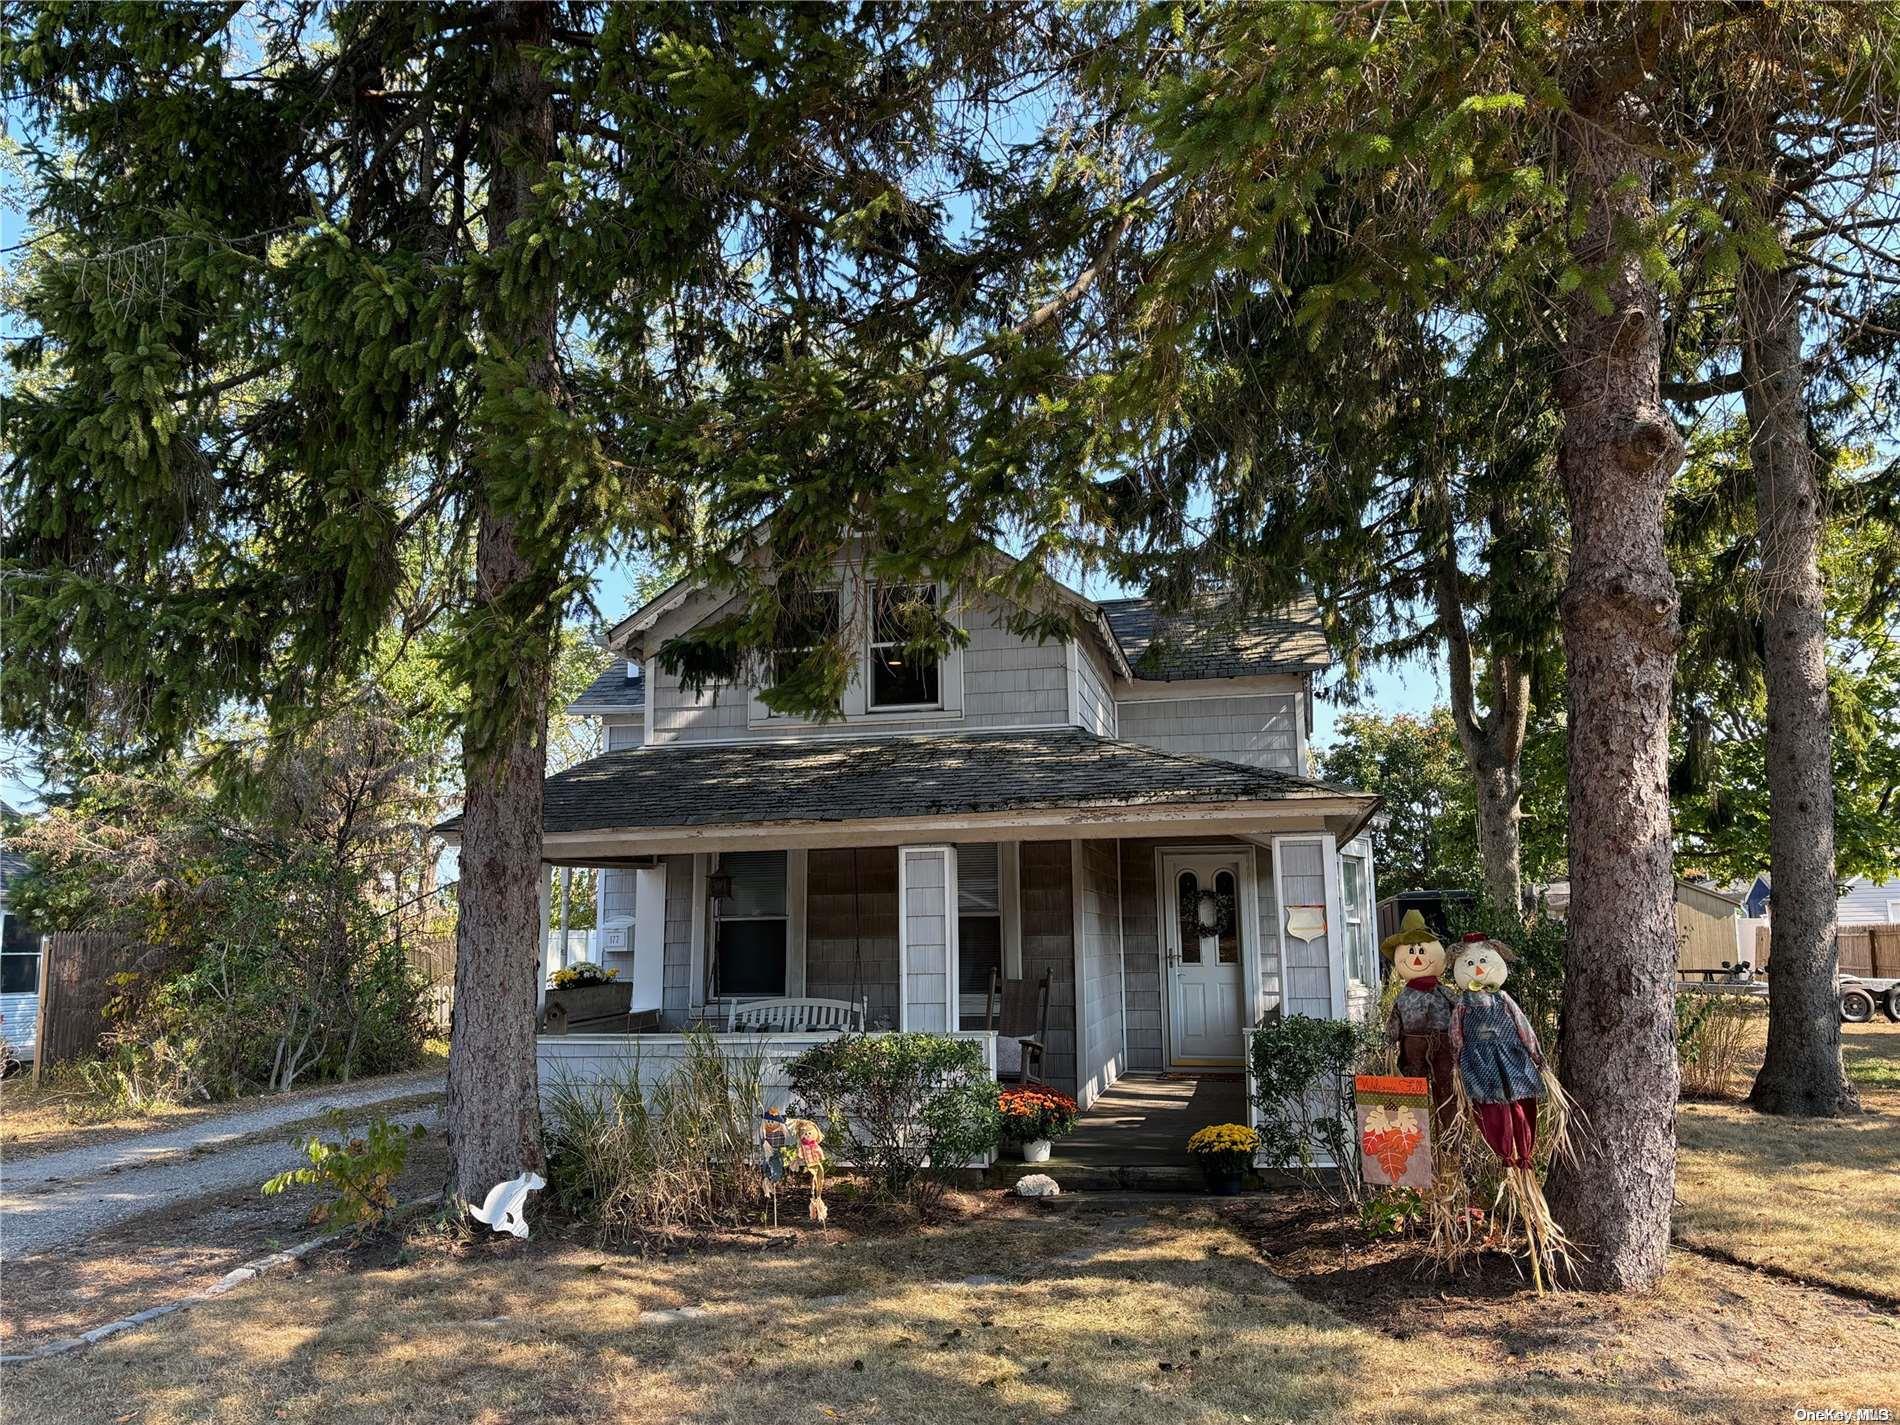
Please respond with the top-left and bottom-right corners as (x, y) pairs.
(542, 1028), (766, 1239)
(1676, 990), (1766, 1099)
(996, 1085), (1077, 1143)
(550, 961), (618, 989)
(261, 1109), (426, 1233)
(786, 1033), (1000, 1201)
(1249, 1013), (1382, 1199)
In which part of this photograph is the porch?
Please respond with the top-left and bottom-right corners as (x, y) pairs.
(491, 730), (1384, 1164)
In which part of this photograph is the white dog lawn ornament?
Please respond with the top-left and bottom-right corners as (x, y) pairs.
(470, 1171), (545, 1239)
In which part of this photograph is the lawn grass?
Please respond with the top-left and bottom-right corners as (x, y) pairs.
(1673, 1020), (1900, 1299)
(4, 1200), (1894, 1425)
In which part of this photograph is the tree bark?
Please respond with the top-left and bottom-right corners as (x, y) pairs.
(1435, 515), (1531, 913)
(1740, 244), (1858, 1118)
(1543, 93), (1686, 1294)
(446, 1), (560, 1205)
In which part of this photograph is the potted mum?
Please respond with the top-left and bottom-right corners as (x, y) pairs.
(1186, 1123), (1259, 1195)
(997, 1086), (1078, 1163)
(544, 961), (630, 1026)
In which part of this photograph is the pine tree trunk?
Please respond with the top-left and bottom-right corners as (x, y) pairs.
(445, 1), (559, 1205)
(1543, 97), (1686, 1294)
(1740, 250), (1858, 1118)
(1472, 759), (1524, 914)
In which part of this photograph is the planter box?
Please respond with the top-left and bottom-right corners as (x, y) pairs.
(543, 982), (632, 1031)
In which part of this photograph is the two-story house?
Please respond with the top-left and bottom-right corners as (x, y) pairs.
(512, 549), (1383, 1121)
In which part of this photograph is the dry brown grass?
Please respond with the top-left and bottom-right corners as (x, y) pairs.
(1675, 1021), (1900, 1299)
(0, 1046), (450, 1160)
(0, 1069), (209, 1159)
(4, 1201), (1895, 1425)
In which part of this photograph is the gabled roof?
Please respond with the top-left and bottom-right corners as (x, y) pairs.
(1098, 593), (1331, 681)
(439, 729), (1373, 838)
(566, 659), (645, 714)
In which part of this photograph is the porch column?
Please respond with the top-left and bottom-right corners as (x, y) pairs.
(536, 869), (552, 1017)
(897, 845), (958, 1032)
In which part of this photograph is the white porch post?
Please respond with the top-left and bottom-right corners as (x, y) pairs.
(536, 868), (552, 1017)
(557, 866), (573, 973)
(897, 845), (958, 1032)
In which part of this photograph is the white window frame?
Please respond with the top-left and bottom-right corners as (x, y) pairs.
(954, 842), (1019, 1018)
(1339, 844), (1377, 989)
(866, 580), (946, 714)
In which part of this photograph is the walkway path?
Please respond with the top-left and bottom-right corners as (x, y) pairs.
(1, 1070), (445, 1259)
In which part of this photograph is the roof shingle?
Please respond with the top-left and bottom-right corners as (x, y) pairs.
(1098, 594), (1330, 681)
(441, 729), (1369, 837)
(566, 659), (645, 713)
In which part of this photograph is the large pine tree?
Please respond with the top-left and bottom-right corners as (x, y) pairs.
(1, 1), (1030, 1201)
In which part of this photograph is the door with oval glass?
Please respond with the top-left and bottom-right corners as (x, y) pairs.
(1162, 852), (1247, 1066)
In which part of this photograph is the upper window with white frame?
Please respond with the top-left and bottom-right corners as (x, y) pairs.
(764, 588), (841, 716)
(713, 851), (789, 997)
(868, 583), (941, 710)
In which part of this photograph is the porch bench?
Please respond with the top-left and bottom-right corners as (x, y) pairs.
(727, 997), (868, 1034)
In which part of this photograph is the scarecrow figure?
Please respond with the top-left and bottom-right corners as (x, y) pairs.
(1381, 909), (1458, 1134)
(1448, 932), (1578, 1291)
(1448, 933), (1544, 1167)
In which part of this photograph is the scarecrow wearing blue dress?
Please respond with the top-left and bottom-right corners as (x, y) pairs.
(1448, 932), (1578, 1290)
(1447, 933), (1545, 1167)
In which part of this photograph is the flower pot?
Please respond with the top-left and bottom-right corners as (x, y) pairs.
(1198, 1161), (1246, 1196)
(1019, 1138), (1052, 1164)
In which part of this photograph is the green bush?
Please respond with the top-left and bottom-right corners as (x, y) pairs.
(543, 1028), (767, 1239)
(786, 1033), (1000, 1201)
(1248, 1013), (1381, 1198)
(261, 1109), (426, 1233)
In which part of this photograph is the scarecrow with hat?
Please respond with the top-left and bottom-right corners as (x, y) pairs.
(1380, 909), (1458, 1135)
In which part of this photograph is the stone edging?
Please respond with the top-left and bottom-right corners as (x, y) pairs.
(0, 1198), (439, 1366)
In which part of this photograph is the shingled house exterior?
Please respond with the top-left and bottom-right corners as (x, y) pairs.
(470, 556), (1384, 1135)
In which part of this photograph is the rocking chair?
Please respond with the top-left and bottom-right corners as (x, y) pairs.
(986, 967), (1052, 1086)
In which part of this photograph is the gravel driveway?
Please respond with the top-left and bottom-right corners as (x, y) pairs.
(1, 1072), (445, 1260)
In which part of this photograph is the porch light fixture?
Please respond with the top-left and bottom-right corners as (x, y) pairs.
(707, 870), (734, 902)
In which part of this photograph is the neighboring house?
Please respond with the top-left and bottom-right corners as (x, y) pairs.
(1540, 878), (1749, 976)
(448, 551), (1383, 1121)
(0, 845), (46, 1060)
(1837, 875), (1900, 926)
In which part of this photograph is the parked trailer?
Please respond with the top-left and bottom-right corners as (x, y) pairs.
(1679, 960), (1900, 1024)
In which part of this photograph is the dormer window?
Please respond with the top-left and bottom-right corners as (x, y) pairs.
(869, 583), (941, 710)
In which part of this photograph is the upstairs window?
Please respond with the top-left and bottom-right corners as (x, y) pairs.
(714, 851), (788, 997)
(869, 583), (941, 710)
(766, 588), (841, 715)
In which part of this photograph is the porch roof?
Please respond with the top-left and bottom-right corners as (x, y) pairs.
(440, 729), (1380, 854)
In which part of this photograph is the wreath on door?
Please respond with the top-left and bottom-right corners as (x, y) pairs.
(1180, 885), (1237, 944)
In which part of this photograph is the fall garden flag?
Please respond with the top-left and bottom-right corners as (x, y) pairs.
(1353, 1075), (1434, 1189)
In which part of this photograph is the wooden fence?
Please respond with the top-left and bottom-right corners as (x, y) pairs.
(31, 931), (156, 1081)
(1753, 924), (1900, 978)
(401, 930), (456, 1034)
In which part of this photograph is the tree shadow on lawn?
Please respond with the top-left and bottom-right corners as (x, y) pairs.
(12, 1198), (1876, 1425)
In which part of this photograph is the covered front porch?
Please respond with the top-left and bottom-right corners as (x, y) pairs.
(517, 731), (1381, 1163)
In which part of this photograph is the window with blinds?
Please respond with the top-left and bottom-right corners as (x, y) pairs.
(715, 851), (788, 996)
(957, 843), (1002, 994)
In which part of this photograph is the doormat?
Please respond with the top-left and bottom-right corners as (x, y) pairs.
(1154, 1072), (1244, 1083)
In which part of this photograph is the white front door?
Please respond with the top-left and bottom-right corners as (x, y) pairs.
(1163, 853), (1248, 1066)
